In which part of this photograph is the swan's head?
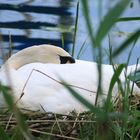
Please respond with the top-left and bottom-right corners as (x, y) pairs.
(4, 44), (75, 69)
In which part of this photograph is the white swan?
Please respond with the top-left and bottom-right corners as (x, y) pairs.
(0, 44), (139, 114)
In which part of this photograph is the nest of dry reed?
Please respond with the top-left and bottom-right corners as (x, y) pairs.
(0, 94), (140, 139)
(0, 109), (94, 139)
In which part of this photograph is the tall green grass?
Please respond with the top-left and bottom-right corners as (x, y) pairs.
(0, 0), (140, 140)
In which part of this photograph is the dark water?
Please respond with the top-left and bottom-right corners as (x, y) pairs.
(0, 0), (140, 64)
(0, 0), (74, 50)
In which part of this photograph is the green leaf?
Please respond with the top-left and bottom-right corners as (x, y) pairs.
(0, 127), (10, 140)
(96, 0), (130, 46)
(112, 29), (140, 57)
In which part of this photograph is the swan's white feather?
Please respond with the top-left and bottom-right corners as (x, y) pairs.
(11, 60), (117, 113)
(0, 45), (140, 114)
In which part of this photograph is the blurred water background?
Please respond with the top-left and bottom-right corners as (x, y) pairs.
(0, 0), (140, 65)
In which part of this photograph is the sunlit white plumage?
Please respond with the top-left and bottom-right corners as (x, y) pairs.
(0, 44), (140, 114)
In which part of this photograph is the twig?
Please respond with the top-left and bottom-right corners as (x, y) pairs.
(5, 113), (13, 131)
(29, 129), (80, 140)
(54, 113), (64, 136)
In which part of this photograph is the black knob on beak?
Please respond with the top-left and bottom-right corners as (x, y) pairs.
(60, 56), (75, 64)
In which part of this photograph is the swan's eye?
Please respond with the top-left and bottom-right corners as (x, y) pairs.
(60, 56), (75, 64)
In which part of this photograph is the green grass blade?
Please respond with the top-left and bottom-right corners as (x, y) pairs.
(108, 34), (113, 65)
(80, 0), (96, 47)
(105, 64), (125, 110)
(63, 82), (101, 115)
(0, 127), (10, 140)
(72, 1), (79, 57)
(112, 29), (140, 57)
(117, 17), (140, 22)
(0, 85), (32, 140)
(0, 85), (14, 110)
(61, 33), (64, 49)
(96, 0), (130, 46)
(8, 33), (13, 58)
(77, 36), (88, 59)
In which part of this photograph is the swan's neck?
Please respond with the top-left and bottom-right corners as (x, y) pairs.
(4, 47), (61, 70)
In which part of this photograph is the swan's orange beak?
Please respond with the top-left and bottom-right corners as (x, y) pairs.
(66, 60), (71, 64)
